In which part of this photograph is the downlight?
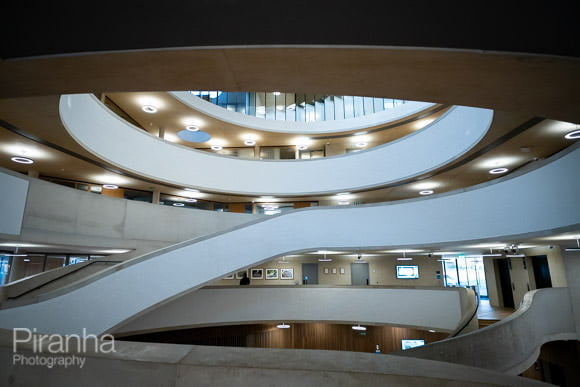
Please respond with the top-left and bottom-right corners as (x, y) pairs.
(173, 203), (185, 207)
(352, 324), (367, 331)
(11, 156), (34, 164)
(211, 145), (223, 151)
(564, 130), (580, 140)
(185, 198), (198, 203)
(276, 323), (290, 329)
(419, 190), (434, 195)
(141, 105), (157, 113)
(102, 184), (118, 189)
(185, 125), (200, 132)
(489, 167), (509, 174)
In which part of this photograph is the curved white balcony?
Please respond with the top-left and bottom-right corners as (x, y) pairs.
(171, 91), (436, 134)
(395, 288), (576, 375)
(114, 286), (474, 335)
(59, 94), (492, 196)
(0, 144), (577, 336)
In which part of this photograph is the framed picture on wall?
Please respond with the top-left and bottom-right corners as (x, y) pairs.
(235, 270), (248, 279)
(331, 267), (337, 274)
(323, 267), (329, 274)
(265, 268), (279, 279)
(340, 267), (345, 274)
(280, 268), (294, 279)
(251, 268), (263, 279)
(223, 273), (235, 279)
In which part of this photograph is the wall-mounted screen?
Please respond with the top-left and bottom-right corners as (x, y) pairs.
(401, 339), (425, 350)
(396, 265), (419, 279)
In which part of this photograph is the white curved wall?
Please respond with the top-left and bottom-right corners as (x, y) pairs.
(59, 94), (492, 195)
(0, 145), (578, 335)
(171, 91), (436, 134)
(396, 288), (577, 375)
(0, 168), (259, 249)
(115, 286), (468, 335)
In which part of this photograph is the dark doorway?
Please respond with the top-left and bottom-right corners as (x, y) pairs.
(302, 263), (318, 284)
(351, 262), (370, 285)
(496, 259), (515, 309)
(532, 255), (552, 289)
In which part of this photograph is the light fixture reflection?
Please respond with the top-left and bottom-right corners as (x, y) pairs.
(419, 190), (434, 195)
(352, 324), (367, 331)
(141, 105), (157, 113)
(564, 130), (580, 140)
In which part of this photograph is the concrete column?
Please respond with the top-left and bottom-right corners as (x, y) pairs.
(152, 188), (161, 204)
(562, 249), (580, 339)
(27, 170), (39, 178)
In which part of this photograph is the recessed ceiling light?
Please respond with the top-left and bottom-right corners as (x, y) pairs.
(23, 258), (31, 262)
(173, 203), (185, 207)
(397, 257), (413, 261)
(185, 125), (200, 132)
(11, 156), (34, 164)
(185, 198), (197, 203)
(276, 323), (290, 328)
(489, 167), (509, 174)
(318, 258), (333, 262)
(419, 190), (434, 195)
(273, 92), (281, 96)
(244, 139), (256, 146)
(355, 142), (368, 148)
(102, 184), (118, 189)
(352, 324), (367, 331)
(564, 130), (580, 140)
(297, 144), (308, 150)
(141, 105), (157, 113)
(211, 145), (223, 151)
(428, 329), (436, 333)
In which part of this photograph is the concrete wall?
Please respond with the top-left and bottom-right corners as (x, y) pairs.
(0, 169), (28, 235)
(396, 287), (577, 375)
(115, 286), (468, 335)
(211, 254), (444, 287)
(0, 328), (547, 387)
(0, 169), (259, 250)
(60, 94), (492, 196)
(0, 146), (577, 336)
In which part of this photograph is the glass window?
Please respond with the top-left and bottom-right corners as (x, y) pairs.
(0, 255), (11, 285)
(9, 255), (45, 282)
(45, 255), (66, 271)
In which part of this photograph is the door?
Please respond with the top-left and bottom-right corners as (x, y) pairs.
(496, 259), (515, 308)
(532, 255), (552, 289)
(302, 263), (318, 284)
(351, 263), (370, 285)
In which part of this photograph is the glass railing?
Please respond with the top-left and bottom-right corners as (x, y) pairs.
(189, 91), (405, 122)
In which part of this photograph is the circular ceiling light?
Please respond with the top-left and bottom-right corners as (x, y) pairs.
(172, 203), (185, 207)
(11, 156), (34, 164)
(276, 323), (290, 328)
(244, 139), (256, 146)
(185, 198), (198, 203)
(355, 142), (368, 148)
(185, 125), (200, 132)
(564, 130), (580, 140)
(297, 144), (308, 150)
(489, 167), (509, 174)
(351, 324), (367, 331)
(211, 145), (223, 151)
(102, 184), (118, 189)
(141, 105), (157, 113)
(419, 190), (434, 195)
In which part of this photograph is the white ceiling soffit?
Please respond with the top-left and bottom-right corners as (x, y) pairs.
(170, 91), (436, 134)
(59, 94), (492, 196)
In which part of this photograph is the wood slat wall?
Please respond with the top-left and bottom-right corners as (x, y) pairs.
(119, 323), (449, 354)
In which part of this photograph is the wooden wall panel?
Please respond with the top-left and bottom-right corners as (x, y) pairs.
(119, 323), (449, 355)
(228, 203), (247, 213)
